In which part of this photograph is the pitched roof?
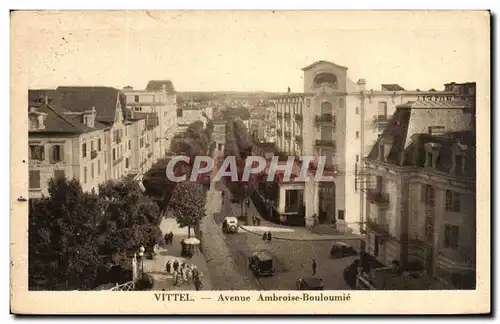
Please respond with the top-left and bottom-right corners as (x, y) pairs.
(301, 60), (348, 71)
(381, 84), (405, 91)
(28, 103), (108, 134)
(145, 80), (176, 93)
(366, 101), (475, 177)
(53, 86), (125, 124)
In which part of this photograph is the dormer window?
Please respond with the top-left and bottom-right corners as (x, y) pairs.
(426, 151), (435, 168)
(29, 115), (39, 131)
(451, 140), (468, 176)
(378, 136), (393, 162)
(83, 107), (96, 128)
(28, 107), (47, 131)
(424, 142), (441, 169)
(452, 153), (466, 176)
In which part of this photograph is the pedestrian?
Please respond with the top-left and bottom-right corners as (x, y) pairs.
(186, 266), (192, 281)
(194, 277), (202, 291)
(312, 259), (317, 276)
(169, 232), (174, 244)
(262, 232), (267, 241)
(164, 233), (169, 245)
(165, 260), (171, 274)
(267, 231), (272, 243)
(246, 198), (250, 208)
(173, 270), (179, 286)
(179, 267), (184, 283)
(252, 217), (256, 226)
(257, 218), (261, 226)
(192, 266), (199, 283)
(173, 260), (179, 272)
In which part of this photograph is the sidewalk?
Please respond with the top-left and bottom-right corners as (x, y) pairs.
(220, 183), (364, 242)
(141, 216), (213, 291)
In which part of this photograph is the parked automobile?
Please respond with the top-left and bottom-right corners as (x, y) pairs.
(248, 251), (275, 277)
(222, 216), (239, 233)
(296, 276), (324, 290)
(330, 241), (358, 259)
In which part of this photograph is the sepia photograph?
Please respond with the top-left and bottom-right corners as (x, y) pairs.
(10, 9), (490, 315)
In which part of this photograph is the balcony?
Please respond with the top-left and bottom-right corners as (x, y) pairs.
(366, 217), (390, 236)
(276, 112), (283, 119)
(284, 131), (291, 139)
(315, 139), (336, 148)
(91, 150), (98, 160)
(145, 143), (150, 148)
(113, 156), (123, 166)
(115, 136), (122, 144)
(294, 114), (303, 122)
(284, 112), (291, 120)
(366, 189), (390, 207)
(295, 135), (302, 143)
(277, 129), (283, 136)
(315, 114), (335, 124)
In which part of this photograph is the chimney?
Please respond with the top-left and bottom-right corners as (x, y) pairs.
(123, 86), (133, 90)
(357, 79), (367, 92)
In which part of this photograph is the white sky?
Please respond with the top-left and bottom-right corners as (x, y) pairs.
(17, 11), (486, 92)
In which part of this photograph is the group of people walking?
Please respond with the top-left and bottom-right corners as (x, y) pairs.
(262, 231), (273, 243)
(164, 232), (174, 245)
(165, 259), (203, 291)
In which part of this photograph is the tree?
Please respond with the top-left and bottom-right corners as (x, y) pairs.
(98, 180), (160, 229)
(29, 178), (101, 290)
(169, 181), (206, 238)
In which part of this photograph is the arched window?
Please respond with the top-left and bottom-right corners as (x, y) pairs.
(314, 73), (339, 88)
(321, 102), (332, 115)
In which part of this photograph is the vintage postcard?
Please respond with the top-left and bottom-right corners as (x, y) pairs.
(10, 10), (490, 315)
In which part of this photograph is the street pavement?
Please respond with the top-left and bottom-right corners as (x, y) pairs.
(141, 216), (212, 291)
(200, 180), (261, 290)
(206, 181), (359, 290)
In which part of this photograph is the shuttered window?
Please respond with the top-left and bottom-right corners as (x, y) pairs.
(49, 145), (63, 164)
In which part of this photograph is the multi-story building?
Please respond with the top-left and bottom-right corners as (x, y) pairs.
(28, 89), (119, 198)
(28, 86), (163, 198)
(363, 99), (476, 288)
(272, 60), (476, 233)
(123, 80), (178, 157)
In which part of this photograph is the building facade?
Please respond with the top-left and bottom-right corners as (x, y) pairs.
(363, 99), (476, 288)
(273, 60), (476, 233)
(28, 86), (163, 199)
(123, 80), (178, 157)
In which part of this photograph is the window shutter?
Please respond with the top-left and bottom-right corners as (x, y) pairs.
(59, 145), (64, 163)
(49, 146), (55, 164)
